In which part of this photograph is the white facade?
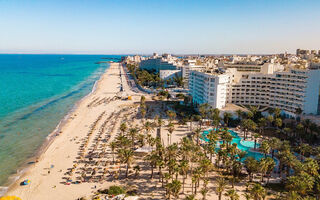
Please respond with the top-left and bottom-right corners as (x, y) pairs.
(188, 70), (229, 109)
(139, 58), (178, 72)
(160, 70), (181, 80)
(188, 67), (320, 116)
(304, 69), (320, 114)
(230, 68), (320, 116)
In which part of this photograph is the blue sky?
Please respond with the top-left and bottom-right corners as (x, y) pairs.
(1, 0), (320, 54)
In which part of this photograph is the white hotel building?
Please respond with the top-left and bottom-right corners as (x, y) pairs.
(188, 70), (229, 109)
(188, 65), (320, 117)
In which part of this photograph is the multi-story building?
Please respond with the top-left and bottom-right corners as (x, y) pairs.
(188, 65), (320, 117)
(188, 70), (229, 109)
(139, 58), (179, 72)
(181, 65), (206, 88)
(218, 63), (264, 72)
(139, 54), (182, 72)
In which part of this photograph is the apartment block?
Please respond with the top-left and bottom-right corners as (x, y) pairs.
(139, 58), (178, 72)
(188, 66), (320, 116)
(188, 70), (229, 109)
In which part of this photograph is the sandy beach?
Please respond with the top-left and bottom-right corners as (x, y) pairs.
(5, 63), (141, 199)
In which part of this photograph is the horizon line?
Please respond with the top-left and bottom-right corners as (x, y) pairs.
(0, 52), (291, 56)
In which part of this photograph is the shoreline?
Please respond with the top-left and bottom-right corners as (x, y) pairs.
(0, 64), (111, 196)
(5, 62), (126, 199)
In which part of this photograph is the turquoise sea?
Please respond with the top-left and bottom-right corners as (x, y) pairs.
(0, 54), (121, 189)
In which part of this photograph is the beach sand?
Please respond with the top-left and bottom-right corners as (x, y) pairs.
(5, 63), (141, 199)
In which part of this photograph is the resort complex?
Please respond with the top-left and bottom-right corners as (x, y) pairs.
(2, 0), (320, 199)
(1, 50), (320, 200)
(125, 50), (320, 118)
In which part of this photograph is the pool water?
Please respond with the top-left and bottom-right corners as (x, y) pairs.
(202, 129), (275, 163)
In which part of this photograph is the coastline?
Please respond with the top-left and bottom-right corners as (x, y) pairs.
(0, 64), (110, 196)
(5, 62), (127, 199)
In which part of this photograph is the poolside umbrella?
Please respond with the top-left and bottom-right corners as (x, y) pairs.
(0, 196), (22, 200)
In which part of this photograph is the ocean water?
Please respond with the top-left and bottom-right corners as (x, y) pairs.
(0, 54), (121, 188)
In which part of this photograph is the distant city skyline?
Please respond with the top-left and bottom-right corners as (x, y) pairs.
(1, 0), (320, 54)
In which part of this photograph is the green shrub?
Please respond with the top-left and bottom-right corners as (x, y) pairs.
(108, 185), (125, 196)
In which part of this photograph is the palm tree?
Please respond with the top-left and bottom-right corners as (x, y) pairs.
(193, 128), (202, 146)
(265, 158), (275, 184)
(140, 107), (146, 122)
(109, 141), (117, 164)
(216, 177), (227, 200)
(200, 178), (209, 200)
(137, 134), (146, 147)
(303, 158), (319, 177)
(167, 143), (179, 161)
(199, 103), (210, 126)
(247, 111), (254, 119)
(266, 115), (274, 128)
(192, 167), (202, 194)
(140, 95), (146, 105)
(166, 110), (177, 122)
(133, 165), (140, 178)
(180, 137), (193, 164)
(295, 108), (303, 122)
(236, 109), (243, 121)
(210, 108), (220, 130)
(257, 118), (267, 135)
(242, 193), (251, 200)
(249, 106), (258, 117)
(157, 159), (165, 185)
(309, 122), (318, 142)
(144, 121), (154, 135)
(185, 194), (197, 200)
(258, 157), (275, 183)
(145, 151), (158, 179)
(283, 191), (303, 200)
(221, 129), (233, 149)
(120, 122), (127, 136)
(274, 118), (282, 129)
(268, 137), (280, 158)
(260, 140), (270, 158)
(286, 172), (315, 196)
(116, 135), (131, 149)
(249, 183), (266, 200)
(206, 130), (218, 162)
(242, 119), (256, 140)
(238, 150), (247, 162)
(167, 122), (175, 145)
(173, 74), (184, 87)
(179, 160), (189, 193)
(244, 157), (259, 182)
(273, 107), (280, 118)
(223, 112), (233, 127)
(253, 133), (260, 150)
(225, 189), (240, 200)
(119, 148), (134, 178)
(128, 127), (138, 148)
(155, 115), (165, 139)
(199, 158), (213, 179)
(168, 179), (182, 199)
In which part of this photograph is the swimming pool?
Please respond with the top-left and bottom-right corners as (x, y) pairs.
(202, 129), (276, 164)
